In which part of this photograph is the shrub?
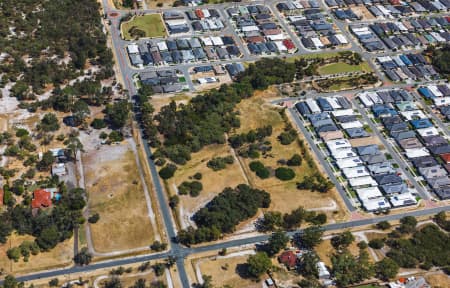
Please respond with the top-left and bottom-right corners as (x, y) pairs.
(178, 181), (202, 197)
(376, 221), (391, 230)
(249, 161), (270, 179)
(108, 131), (123, 142)
(159, 164), (177, 179)
(287, 154), (302, 166)
(207, 156), (234, 171)
(88, 213), (100, 224)
(15, 128), (29, 137)
(275, 167), (295, 181)
(193, 172), (202, 180)
(91, 118), (107, 129)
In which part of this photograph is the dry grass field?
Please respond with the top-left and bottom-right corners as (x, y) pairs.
(425, 273), (450, 287)
(234, 88), (348, 220)
(0, 233), (73, 274)
(84, 143), (155, 253)
(196, 255), (263, 288)
(314, 238), (367, 267)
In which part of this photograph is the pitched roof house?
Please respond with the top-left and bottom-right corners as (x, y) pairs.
(31, 189), (52, 209)
(278, 251), (297, 270)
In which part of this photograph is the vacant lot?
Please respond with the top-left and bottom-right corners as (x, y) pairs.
(234, 88), (347, 220)
(196, 254), (263, 288)
(317, 62), (371, 75)
(84, 143), (155, 253)
(0, 233), (73, 274)
(426, 272), (450, 287)
(121, 14), (166, 40)
(314, 238), (366, 267)
(167, 144), (248, 228)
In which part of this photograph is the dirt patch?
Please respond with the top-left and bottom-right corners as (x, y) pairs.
(0, 233), (73, 274)
(351, 6), (375, 20)
(84, 142), (155, 253)
(349, 136), (383, 147)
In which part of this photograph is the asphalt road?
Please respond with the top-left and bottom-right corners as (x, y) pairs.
(4, 205), (450, 286)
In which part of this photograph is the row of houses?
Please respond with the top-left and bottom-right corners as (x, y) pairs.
(376, 53), (440, 82)
(369, 17), (450, 51)
(127, 36), (241, 68)
(296, 96), (416, 211)
(359, 89), (450, 200)
(228, 5), (297, 55)
(163, 11), (190, 34)
(326, 0), (449, 19)
(185, 9), (225, 32)
(418, 83), (450, 121)
(139, 70), (186, 94)
(280, 8), (349, 50)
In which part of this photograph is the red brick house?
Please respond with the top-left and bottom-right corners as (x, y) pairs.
(278, 251), (297, 270)
(31, 189), (52, 209)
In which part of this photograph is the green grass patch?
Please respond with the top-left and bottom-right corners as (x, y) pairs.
(121, 14), (166, 40)
(317, 62), (372, 75)
(285, 52), (341, 62)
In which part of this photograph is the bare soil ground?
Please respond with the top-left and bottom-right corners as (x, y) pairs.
(349, 136), (382, 147)
(234, 88), (348, 220)
(84, 142), (155, 252)
(425, 273), (450, 288)
(191, 70), (232, 92)
(351, 6), (376, 20)
(314, 237), (370, 267)
(0, 233), (73, 274)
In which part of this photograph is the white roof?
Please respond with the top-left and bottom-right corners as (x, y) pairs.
(336, 156), (363, 169)
(328, 97), (343, 110)
(377, 56), (392, 63)
(127, 43), (139, 54)
(348, 176), (377, 188)
(396, 22), (408, 31)
(389, 192), (417, 207)
(351, 26), (371, 34)
(210, 36), (224, 46)
(311, 37), (324, 48)
(332, 148), (357, 159)
(361, 197), (391, 211)
(305, 98), (321, 113)
(343, 166), (370, 179)
(416, 127), (439, 137)
(430, 32), (445, 42)
(428, 85), (443, 97)
(157, 41), (168, 51)
(400, 110), (426, 120)
(405, 148), (430, 159)
(326, 138), (351, 151)
(392, 55), (406, 66)
(288, 15), (305, 22)
(316, 262), (330, 278)
(433, 96), (450, 107)
(274, 41), (288, 51)
(341, 121), (363, 130)
(165, 19), (187, 26)
(200, 36), (213, 46)
(377, 5), (391, 15)
(241, 25), (259, 32)
(331, 109), (354, 117)
(358, 93), (374, 107)
(293, 1), (304, 9)
(202, 9), (210, 18)
(267, 34), (285, 41)
(356, 186), (383, 200)
(367, 92), (383, 104)
(335, 34), (348, 44)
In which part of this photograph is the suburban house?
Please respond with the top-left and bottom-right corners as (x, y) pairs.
(31, 189), (52, 209)
(278, 251), (297, 270)
(441, 153), (450, 164)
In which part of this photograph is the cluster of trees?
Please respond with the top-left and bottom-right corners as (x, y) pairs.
(277, 125), (297, 145)
(1, 185), (86, 255)
(297, 172), (334, 193)
(228, 126), (273, 149)
(249, 161), (270, 179)
(177, 185), (270, 245)
(177, 180), (203, 197)
(434, 211), (450, 232)
(316, 73), (378, 91)
(428, 44), (450, 76)
(257, 206), (327, 232)
(274, 167), (295, 181)
(1, 0), (114, 98)
(206, 156), (234, 171)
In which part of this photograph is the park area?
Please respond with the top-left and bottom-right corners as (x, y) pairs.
(317, 62), (372, 75)
(121, 14), (166, 40)
(83, 141), (156, 253)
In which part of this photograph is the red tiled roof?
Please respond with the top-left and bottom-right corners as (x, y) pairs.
(441, 153), (450, 164)
(263, 29), (282, 36)
(282, 39), (295, 50)
(278, 251), (297, 268)
(247, 36), (265, 43)
(0, 189), (3, 206)
(195, 9), (204, 19)
(31, 189), (52, 209)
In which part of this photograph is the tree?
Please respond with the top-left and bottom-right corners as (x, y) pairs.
(38, 113), (60, 132)
(375, 258), (399, 281)
(104, 277), (122, 288)
(297, 278), (321, 288)
(159, 164), (177, 180)
(368, 238), (385, 249)
(169, 195), (179, 209)
(64, 135), (83, 162)
(376, 221), (391, 230)
(298, 252), (319, 278)
(49, 279), (59, 287)
(72, 100), (90, 125)
(36, 151), (55, 171)
(132, 279), (146, 288)
(287, 154), (302, 166)
(331, 231), (355, 250)
(91, 118), (107, 129)
(275, 167), (295, 181)
(398, 216), (417, 234)
(2, 275), (18, 288)
(265, 231), (289, 256)
(6, 247), (21, 262)
(74, 248), (92, 265)
(152, 263), (165, 276)
(36, 226), (59, 250)
(150, 241), (167, 252)
(105, 100), (130, 129)
(88, 213), (100, 224)
(298, 226), (323, 249)
(247, 252), (272, 278)
(257, 211), (283, 232)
